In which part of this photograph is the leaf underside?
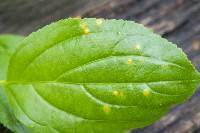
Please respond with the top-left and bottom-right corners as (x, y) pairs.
(3, 18), (200, 133)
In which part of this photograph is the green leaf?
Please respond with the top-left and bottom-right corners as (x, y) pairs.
(0, 34), (31, 133)
(5, 18), (200, 133)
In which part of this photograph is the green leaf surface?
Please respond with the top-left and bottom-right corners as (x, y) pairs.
(0, 34), (30, 133)
(5, 18), (200, 133)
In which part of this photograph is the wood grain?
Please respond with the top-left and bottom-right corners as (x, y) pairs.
(0, 0), (200, 132)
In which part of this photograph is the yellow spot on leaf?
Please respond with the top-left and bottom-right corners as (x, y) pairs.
(113, 90), (120, 96)
(143, 89), (150, 96)
(83, 28), (89, 34)
(96, 19), (103, 25)
(103, 105), (111, 114)
(80, 23), (90, 34)
(127, 58), (133, 64)
(113, 90), (124, 97)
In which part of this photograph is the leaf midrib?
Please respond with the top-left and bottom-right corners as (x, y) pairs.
(3, 79), (200, 85)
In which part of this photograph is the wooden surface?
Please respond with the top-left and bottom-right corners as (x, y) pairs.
(0, 0), (200, 132)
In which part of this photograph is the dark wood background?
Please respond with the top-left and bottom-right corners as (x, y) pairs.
(0, 0), (200, 133)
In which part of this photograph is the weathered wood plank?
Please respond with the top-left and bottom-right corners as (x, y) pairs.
(0, 0), (110, 34)
(0, 0), (200, 132)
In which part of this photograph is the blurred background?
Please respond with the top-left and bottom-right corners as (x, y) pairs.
(0, 0), (200, 132)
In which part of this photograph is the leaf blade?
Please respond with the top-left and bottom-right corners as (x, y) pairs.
(6, 18), (200, 133)
(0, 34), (31, 133)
